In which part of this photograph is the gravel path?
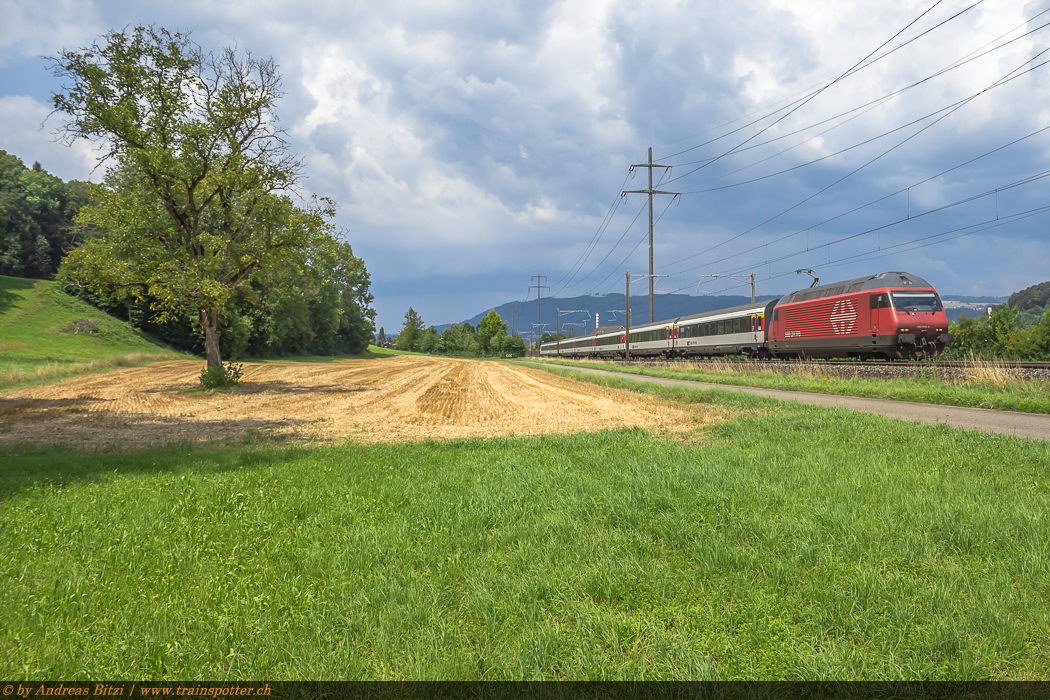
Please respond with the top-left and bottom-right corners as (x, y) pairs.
(527, 362), (1050, 443)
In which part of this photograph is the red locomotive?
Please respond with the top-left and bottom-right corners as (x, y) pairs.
(767, 271), (951, 360)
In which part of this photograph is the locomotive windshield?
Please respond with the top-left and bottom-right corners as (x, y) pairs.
(891, 292), (942, 312)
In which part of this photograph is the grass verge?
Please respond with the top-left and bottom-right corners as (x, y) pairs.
(529, 357), (1050, 415)
(0, 276), (190, 390)
(1, 384), (1048, 679)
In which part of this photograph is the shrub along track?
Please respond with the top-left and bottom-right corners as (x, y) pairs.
(0, 356), (712, 450)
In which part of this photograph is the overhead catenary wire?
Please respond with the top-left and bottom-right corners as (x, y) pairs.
(664, 121), (1050, 278)
(659, 47), (1050, 274)
(557, 0), (985, 300)
(589, 197), (678, 297)
(664, 8), (1050, 174)
(648, 166), (1050, 316)
(657, 0), (967, 169)
(546, 3), (1047, 314)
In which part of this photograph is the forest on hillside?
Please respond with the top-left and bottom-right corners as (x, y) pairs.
(0, 150), (92, 280)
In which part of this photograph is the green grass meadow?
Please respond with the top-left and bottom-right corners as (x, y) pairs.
(2, 380), (1048, 679)
(0, 275), (190, 388)
(533, 357), (1050, 415)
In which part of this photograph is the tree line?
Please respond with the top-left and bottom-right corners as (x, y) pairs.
(0, 150), (93, 279)
(394, 308), (528, 357)
(943, 302), (1050, 361)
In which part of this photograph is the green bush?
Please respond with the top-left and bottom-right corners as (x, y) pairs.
(198, 362), (244, 389)
(943, 305), (1050, 360)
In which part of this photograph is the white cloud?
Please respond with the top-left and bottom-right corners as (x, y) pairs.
(0, 0), (102, 60)
(0, 95), (103, 181)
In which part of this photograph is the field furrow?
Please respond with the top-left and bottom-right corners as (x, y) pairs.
(0, 356), (712, 449)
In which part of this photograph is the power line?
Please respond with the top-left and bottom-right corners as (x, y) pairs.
(658, 0), (962, 168)
(660, 48), (1050, 274)
(554, 3), (1015, 302)
(550, 171), (632, 292)
(592, 197), (677, 296)
(648, 169), (1050, 317)
(666, 16), (1050, 193)
(549, 3), (1041, 316)
(703, 167), (1050, 281)
(560, 200), (647, 292)
(665, 122), (1050, 278)
(601, 1), (992, 318)
(662, 13), (1050, 198)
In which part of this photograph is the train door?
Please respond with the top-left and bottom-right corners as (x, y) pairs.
(869, 293), (890, 335)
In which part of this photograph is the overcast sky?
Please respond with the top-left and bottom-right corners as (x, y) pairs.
(3, 0), (1049, 332)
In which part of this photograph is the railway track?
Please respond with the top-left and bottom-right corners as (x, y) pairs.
(619, 358), (1050, 370)
(537, 356), (1050, 381)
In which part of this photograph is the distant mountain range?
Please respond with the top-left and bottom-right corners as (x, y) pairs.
(436, 291), (1010, 339)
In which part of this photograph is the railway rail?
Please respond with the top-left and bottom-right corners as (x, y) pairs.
(611, 358), (1050, 370)
(536, 356), (1050, 381)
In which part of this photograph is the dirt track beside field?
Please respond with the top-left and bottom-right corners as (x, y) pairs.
(0, 356), (714, 450)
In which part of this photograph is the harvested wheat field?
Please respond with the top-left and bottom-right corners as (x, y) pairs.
(0, 356), (719, 449)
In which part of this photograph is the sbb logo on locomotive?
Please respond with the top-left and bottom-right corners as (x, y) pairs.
(830, 300), (857, 335)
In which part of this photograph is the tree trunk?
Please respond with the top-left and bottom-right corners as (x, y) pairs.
(200, 307), (222, 369)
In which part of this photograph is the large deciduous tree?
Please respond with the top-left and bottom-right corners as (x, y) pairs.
(51, 26), (328, 369)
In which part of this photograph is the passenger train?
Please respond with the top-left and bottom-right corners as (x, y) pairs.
(539, 272), (953, 361)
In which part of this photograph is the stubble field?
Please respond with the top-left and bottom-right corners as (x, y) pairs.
(0, 355), (710, 449)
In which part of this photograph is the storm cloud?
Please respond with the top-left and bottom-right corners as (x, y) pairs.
(2, 0), (1048, 331)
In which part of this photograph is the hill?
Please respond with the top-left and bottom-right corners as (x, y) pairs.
(0, 275), (190, 387)
(1008, 280), (1050, 312)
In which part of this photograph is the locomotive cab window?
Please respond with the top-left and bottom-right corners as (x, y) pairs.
(869, 293), (891, 309)
(891, 292), (942, 312)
